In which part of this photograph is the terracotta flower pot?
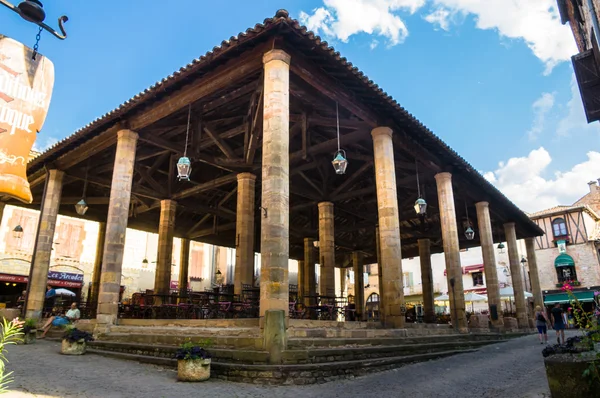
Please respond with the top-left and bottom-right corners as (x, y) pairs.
(60, 339), (86, 355)
(177, 358), (211, 382)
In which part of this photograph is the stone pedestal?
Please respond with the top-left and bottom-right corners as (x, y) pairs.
(435, 172), (467, 330)
(154, 199), (177, 297)
(25, 169), (64, 320)
(259, 49), (290, 322)
(475, 202), (503, 328)
(525, 237), (543, 310)
(179, 238), (190, 296)
(418, 239), (435, 323)
(318, 202), (335, 297)
(504, 222), (528, 329)
(264, 309), (286, 364)
(235, 173), (256, 296)
(89, 222), (107, 305)
(371, 127), (404, 328)
(375, 225), (384, 324)
(96, 129), (138, 327)
(352, 252), (365, 321)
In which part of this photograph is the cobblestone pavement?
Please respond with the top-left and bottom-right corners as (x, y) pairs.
(6, 332), (573, 398)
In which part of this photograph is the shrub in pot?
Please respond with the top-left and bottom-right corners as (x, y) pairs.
(175, 340), (212, 382)
(61, 326), (93, 355)
(21, 318), (37, 345)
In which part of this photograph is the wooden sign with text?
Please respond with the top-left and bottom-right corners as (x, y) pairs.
(0, 35), (54, 203)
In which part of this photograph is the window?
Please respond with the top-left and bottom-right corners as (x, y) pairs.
(55, 222), (84, 258)
(472, 272), (484, 286)
(366, 293), (380, 321)
(403, 272), (414, 288)
(552, 217), (568, 238)
(557, 266), (577, 283)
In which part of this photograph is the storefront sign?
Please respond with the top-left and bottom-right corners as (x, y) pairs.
(47, 271), (84, 282)
(0, 35), (55, 203)
(0, 273), (27, 283)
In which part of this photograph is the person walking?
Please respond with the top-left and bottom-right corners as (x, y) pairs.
(534, 305), (550, 344)
(550, 303), (566, 345)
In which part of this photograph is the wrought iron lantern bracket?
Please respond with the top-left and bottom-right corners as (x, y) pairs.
(0, 0), (68, 40)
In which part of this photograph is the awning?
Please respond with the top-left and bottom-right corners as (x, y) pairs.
(554, 253), (575, 268)
(544, 291), (595, 305)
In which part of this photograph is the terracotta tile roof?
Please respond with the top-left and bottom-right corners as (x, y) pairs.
(528, 204), (600, 220)
(27, 9), (543, 236)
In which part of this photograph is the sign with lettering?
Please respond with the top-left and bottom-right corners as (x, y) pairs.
(47, 271), (84, 282)
(0, 35), (55, 203)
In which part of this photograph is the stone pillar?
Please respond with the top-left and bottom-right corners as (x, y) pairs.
(297, 260), (304, 298)
(154, 199), (177, 297)
(25, 169), (64, 320)
(178, 238), (190, 297)
(318, 202), (335, 297)
(435, 172), (467, 330)
(525, 237), (543, 310)
(418, 239), (435, 323)
(475, 201), (503, 328)
(352, 252), (365, 321)
(235, 172), (256, 295)
(89, 222), (107, 305)
(96, 129), (138, 327)
(260, 49), (290, 325)
(371, 127), (404, 328)
(339, 268), (346, 297)
(375, 225), (384, 323)
(303, 238), (316, 309)
(504, 222), (528, 328)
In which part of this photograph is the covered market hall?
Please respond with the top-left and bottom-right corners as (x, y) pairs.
(9, 10), (544, 337)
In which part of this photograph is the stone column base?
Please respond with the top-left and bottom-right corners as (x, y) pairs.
(263, 310), (287, 365)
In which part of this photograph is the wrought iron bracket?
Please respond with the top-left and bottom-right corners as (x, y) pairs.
(0, 0), (68, 40)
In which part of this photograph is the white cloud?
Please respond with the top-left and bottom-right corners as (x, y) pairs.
(430, 0), (577, 75)
(299, 0), (426, 46)
(527, 92), (555, 141)
(370, 39), (380, 50)
(32, 136), (58, 153)
(300, 0), (577, 74)
(425, 7), (452, 31)
(484, 148), (600, 213)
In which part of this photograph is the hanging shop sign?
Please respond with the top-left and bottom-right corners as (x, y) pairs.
(0, 35), (54, 203)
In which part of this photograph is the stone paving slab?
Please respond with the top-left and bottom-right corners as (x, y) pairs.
(5, 331), (570, 398)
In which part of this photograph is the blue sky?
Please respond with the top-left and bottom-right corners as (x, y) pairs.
(2, 0), (598, 212)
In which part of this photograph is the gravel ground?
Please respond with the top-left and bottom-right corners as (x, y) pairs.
(5, 331), (572, 398)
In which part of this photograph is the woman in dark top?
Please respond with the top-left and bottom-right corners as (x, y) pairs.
(533, 305), (549, 344)
(551, 303), (565, 345)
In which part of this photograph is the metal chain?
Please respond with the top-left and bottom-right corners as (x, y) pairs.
(32, 26), (43, 60)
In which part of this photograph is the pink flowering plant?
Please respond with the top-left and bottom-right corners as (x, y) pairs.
(560, 283), (600, 383)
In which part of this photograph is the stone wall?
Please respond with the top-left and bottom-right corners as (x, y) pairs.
(536, 242), (600, 290)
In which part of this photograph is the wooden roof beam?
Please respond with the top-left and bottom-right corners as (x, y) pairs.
(171, 174), (238, 201)
(128, 43), (267, 131)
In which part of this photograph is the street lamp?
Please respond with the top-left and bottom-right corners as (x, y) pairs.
(12, 224), (23, 239)
(497, 242), (505, 254)
(414, 160), (427, 216)
(465, 226), (475, 241)
(177, 105), (192, 181)
(331, 102), (348, 175)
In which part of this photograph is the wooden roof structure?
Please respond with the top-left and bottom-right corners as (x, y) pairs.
(13, 10), (544, 266)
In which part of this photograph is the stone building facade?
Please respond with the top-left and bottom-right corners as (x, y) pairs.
(528, 181), (600, 305)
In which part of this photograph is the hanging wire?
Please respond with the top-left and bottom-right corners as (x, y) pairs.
(415, 160), (421, 197)
(464, 199), (469, 221)
(184, 104), (191, 157)
(336, 102), (341, 152)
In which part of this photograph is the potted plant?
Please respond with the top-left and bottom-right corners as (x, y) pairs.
(543, 284), (600, 397)
(175, 340), (212, 382)
(61, 326), (94, 355)
(22, 318), (37, 344)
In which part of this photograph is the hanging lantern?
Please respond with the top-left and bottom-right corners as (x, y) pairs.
(465, 226), (475, 241)
(497, 242), (505, 254)
(332, 150), (348, 175)
(520, 256), (527, 265)
(142, 258), (149, 265)
(12, 224), (23, 239)
(177, 156), (192, 181)
(414, 197), (427, 215)
(74, 198), (88, 216)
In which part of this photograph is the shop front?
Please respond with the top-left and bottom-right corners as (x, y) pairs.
(0, 271), (84, 309)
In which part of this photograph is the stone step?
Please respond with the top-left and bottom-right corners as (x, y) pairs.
(87, 346), (479, 385)
(108, 325), (261, 337)
(99, 333), (263, 349)
(287, 333), (514, 348)
(282, 339), (503, 364)
(88, 340), (269, 364)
